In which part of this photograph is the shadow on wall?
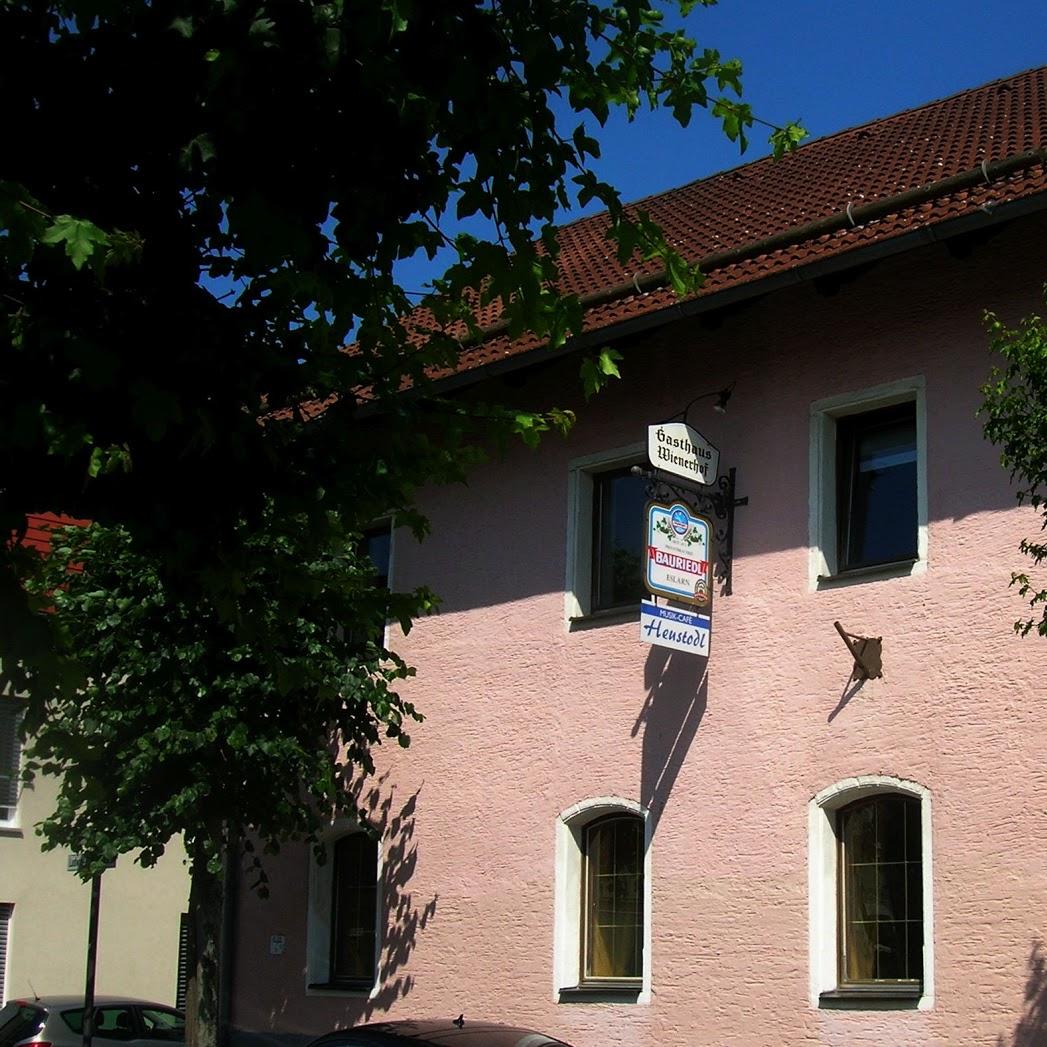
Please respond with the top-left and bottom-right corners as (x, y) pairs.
(359, 782), (438, 1019)
(635, 643), (707, 834)
(249, 778), (438, 1038)
(998, 941), (1047, 1047)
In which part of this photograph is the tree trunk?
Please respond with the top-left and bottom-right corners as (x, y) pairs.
(185, 839), (225, 1047)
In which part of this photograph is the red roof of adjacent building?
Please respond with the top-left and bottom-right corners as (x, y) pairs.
(429, 65), (1047, 381)
(17, 513), (86, 556)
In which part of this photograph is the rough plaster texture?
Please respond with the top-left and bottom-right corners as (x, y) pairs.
(231, 215), (1047, 1046)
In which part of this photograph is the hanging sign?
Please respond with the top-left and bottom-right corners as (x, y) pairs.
(644, 501), (713, 607)
(640, 600), (711, 655)
(647, 422), (719, 487)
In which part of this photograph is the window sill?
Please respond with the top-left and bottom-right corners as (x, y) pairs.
(817, 557), (919, 589)
(819, 984), (922, 1010)
(558, 982), (642, 1004)
(0, 826), (23, 838)
(306, 981), (374, 997)
(568, 605), (641, 631)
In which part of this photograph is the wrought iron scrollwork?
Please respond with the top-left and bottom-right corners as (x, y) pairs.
(637, 466), (748, 596)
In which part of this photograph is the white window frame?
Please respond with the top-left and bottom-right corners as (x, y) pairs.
(553, 796), (652, 1004)
(564, 443), (645, 621)
(0, 701), (23, 830)
(808, 376), (927, 589)
(305, 821), (383, 998)
(808, 775), (934, 1010)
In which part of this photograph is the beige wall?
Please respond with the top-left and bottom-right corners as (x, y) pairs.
(1, 766), (189, 1005)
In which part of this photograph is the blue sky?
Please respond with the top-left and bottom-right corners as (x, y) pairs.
(585, 0), (1047, 204)
(395, 0), (1047, 295)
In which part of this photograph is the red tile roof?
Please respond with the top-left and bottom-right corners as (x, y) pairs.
(427, 65), (1047, 381)
(16, 513), (86, 556)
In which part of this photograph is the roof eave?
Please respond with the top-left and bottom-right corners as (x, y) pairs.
(429, 184), (1047, 396)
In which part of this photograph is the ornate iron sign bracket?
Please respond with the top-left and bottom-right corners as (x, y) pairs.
(633, 465), (748, 595)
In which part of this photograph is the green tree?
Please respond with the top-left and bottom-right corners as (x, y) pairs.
(2, 2), (803, 1043)
(24, 514), (428, 1045)
(981, 295), (1047, 637)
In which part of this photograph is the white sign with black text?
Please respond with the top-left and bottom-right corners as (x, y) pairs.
(647, 421), (719, 486)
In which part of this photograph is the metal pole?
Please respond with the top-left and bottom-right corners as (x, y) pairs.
(82, 872), (102, 1047)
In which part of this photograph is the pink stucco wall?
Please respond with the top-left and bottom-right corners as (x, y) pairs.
(231, 213), (1047, 1046)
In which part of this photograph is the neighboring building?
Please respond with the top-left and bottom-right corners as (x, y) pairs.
(229, 69), (1047, 1045)
(1, 516), (191, 1007)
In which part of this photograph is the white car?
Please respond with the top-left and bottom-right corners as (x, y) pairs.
(0, 996), (184, 1047)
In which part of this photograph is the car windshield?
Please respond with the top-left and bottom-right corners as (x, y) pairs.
(0, 1003), (46, 1047)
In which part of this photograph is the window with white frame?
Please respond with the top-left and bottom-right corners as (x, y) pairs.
(306, 826), (381, 993)
(565, 445), (647, 620)
(554, 798), (651, 1002)
(0, 701), (22, 827)
(808, 776), (933, 1008)
(809, 377), (927, 587)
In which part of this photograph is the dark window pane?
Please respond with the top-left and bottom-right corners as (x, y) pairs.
(906, 801), (922, 857)
(876, 921), (907, 979)
(592, 469), (646, 610)
(838, 404), (917, 571)
(364, 528), (391, 590)
(584, 816), (643, 980)
(331, 834), (379, 985)
(94, 1009), (135, 1041)
(907, 917), (924, 981)
(878, 796), (908, 862)
(879, 863), (906, 922)
(907, 861), (923, 918)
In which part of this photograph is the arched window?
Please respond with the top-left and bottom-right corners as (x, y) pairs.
(330, 833), (379, 987)
(808, 776), (932, 1008)
(554, 798), (650, 1002)
(582, 815), (644, 982)
(306, 827), (381, 993)
(837, 794), (922, 986)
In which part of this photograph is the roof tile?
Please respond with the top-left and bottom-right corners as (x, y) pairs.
(431, 65), (1046, 381)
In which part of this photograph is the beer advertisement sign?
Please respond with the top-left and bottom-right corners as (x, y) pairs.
(644, 501), (713, 607)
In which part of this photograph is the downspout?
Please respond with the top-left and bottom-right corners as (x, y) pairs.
(218, 837), (238, 1047)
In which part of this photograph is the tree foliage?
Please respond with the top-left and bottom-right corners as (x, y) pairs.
(23, 514), (430, 882)
(981, 295), (1047, 637)
(3, 0), (805, 886)
(3, 4), (804, 1036)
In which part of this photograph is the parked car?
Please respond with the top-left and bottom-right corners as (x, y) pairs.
(307, 1019), (574, 1046)
(0, 997), (184, 1047)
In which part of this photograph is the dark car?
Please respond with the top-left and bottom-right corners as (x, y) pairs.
(307, 1019), (573, 1047)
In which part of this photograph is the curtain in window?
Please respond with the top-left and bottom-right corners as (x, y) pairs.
(584, 816), (643, 981)
(839, 794), (922, 983)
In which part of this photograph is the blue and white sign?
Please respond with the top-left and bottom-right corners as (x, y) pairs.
(640, 600), (711, 655)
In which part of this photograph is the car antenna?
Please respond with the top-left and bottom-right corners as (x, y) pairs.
(27, 978), (39, 1001)
(453, 1015), (464, 1029)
